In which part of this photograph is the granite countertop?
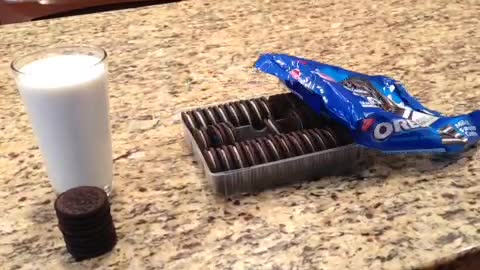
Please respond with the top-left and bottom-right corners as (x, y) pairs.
(1, 0), (479, 269)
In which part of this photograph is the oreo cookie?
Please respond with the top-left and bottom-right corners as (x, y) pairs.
(322, 128), (339, 148)
(54, 186), (117, 261)
(263, 138), (282, 161)
(218, 146), (235, 171)
(305, 129), (327, 151)
(284, 134), (305, 156)
(193, 128), (210, 150)
(272, 135), (295, 159)
(213, 105), (231, 124)
(229, 145), (247, 168)
(267, 93), (301, 118)
(218, 123), (236, 145)
(181, 111), (197, 131)
(313, 128), (337, 149)
(258, 97), (273, 119)
(205, 125), (224, 147)
(231, 102), (248, 126)
(249, 140), (269, 164)
(238, 101), (253, 126)
(203, 108), (219, 125)
(204, 148), (222, 173)
(297, 131), (316, 153)
(286, 109), (305, 130)
(296, 105), (326, 129)
(193, 110), (208, 128)
(225, 103), (241, 126)
(329, 123), (353, 145)
(238, 142), (259, 166)
(55, 186), (108, 219)
(247, 99), (265, 129)
(255, 139), (274, 162)
(264, 118), (282, 135)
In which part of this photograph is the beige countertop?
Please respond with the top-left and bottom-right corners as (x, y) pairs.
(1, 0), (480, 269)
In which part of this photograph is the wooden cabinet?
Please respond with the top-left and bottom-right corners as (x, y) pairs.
(0, 0), (179, 25)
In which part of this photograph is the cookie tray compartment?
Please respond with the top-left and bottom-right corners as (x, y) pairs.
(182, 109), (365, 197)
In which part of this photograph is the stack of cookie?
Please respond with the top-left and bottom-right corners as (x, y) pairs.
(54, 186), (117, 261)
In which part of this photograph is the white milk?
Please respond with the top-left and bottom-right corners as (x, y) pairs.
(17, 55), (112, 194)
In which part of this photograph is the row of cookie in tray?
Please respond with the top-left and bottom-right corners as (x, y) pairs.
(181, 93), (325, 131)
(187, 117), (353, 148)
(203, 128), (350, 173)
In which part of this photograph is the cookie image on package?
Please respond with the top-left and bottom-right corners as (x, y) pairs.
(342, 77), (399, 113)
(439, 125), (468, 145)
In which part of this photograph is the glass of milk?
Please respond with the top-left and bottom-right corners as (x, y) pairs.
(11, 45), (113, 195)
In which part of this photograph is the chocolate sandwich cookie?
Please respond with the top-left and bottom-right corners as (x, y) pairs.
(218, 123), (236, 145)
(193, 109), (208, 129)
(66, 242), (116, 261)
(233, 143), (250, 166)
(290, 132), (309, 154)
(272, 135), (295, 159)
(297, 131), (316, 153)
(258, 97), (273, 119)
(65, 236), (115, 250)
(323, 127), (339, 147)
(66, 242), (117, 261)
(264, 118), (282, 135)
(205, 125), (223, 147)
(267, 94), (289, 119)
(237, 101), (253, 126)
(55, 186), (108, 220)
(54, 186), (117, 261)
(314, 128), (337, 149)
(218, 146), (235, 171)
(267, 93), (300, 118)
(213, 105), (231, 124)
(58, 207), (112, 230)
(65, 234), (117, 261)
(193, 128), (210, 149)
(276, 109), (305, 134)
(238, 142), (259, 166)
(181, 111), (198, 131)
(305, 129), (327, 151)
(255, 139), (274, 162)
(248, 140), (269, 164)
(225, 103), (241, 126)
(204, 148), (222, 173)
(228, 145), (247, 168)
(247, 99), (265, 129)
(62, 224), (116, 246)
(263, 138), (282, 161)
(212, 124), (227, 144)
(56, 199), (111, 222)
(231, 102), (248, 126)
(329, 123), (353, 145)
(285, 93), (304, 108)
(287, 109), (305, 130)
(203, 107), (219, 125)
(284, 134), (306, 156)
(296, 105), (325, 129)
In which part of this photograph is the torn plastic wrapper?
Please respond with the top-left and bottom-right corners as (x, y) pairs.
(255, 53), (480, 154)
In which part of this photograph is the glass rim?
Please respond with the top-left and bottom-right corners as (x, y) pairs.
(10, 45), (107, 76)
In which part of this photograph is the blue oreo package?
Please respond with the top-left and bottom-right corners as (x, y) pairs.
(255, 53), (480, 154)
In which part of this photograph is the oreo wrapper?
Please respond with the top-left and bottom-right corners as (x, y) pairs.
(256, 53), (480, 154)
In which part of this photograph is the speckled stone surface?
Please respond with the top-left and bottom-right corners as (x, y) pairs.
(0, 0), (479, 269)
